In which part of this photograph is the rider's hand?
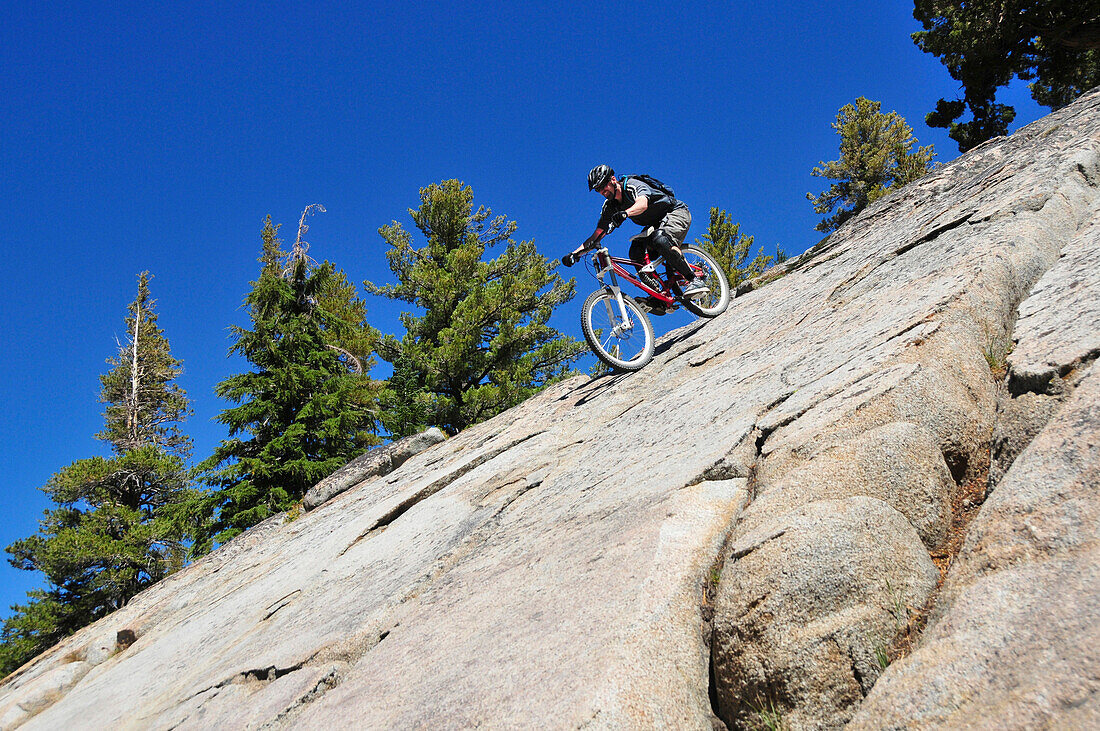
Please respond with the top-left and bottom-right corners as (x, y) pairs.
(562, 252), (577, 267)
(611, 210), (629, 226)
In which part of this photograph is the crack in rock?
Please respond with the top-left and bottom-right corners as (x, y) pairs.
(259, 667), (343, 729)
(827, 212), (976, 306)
(729, 528), (787, 560)
(689, 347), (726, 368)
(664, 339), (705, 363)
(844, 639), (870, 698)
(339, 431), (545, 556)
(304, 428), (447, 510)
(692, 427), (759, 485)
(1008, 349), (1100, 397)
(399, 473), (547, 606)
(262, 590), (301, 621)
(898, 211), (976, 255)
(252, 626), (398, 729)
(182, 659), (310, 706)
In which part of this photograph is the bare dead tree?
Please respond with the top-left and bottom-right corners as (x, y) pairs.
(284, 203), (325, 276)
(283, 205), (368, 376)
(128, 286), (141, 448)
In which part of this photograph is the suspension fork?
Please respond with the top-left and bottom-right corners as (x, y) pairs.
(595, 255), (634, 333)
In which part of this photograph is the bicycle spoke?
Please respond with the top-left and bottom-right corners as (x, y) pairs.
(581, 290), (655, 371)
(679, 245), (730, 318)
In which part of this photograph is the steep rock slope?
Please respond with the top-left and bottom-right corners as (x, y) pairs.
(710, 90), (1099, 729)
(1, 90), (1098, 730)
(847, 147), (1100, 729)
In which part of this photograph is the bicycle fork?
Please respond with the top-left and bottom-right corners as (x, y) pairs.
(597, 266), (635, 335)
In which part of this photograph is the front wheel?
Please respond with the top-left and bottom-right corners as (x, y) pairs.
(581, 289), (655, 372)
(678, 244), (730, 318)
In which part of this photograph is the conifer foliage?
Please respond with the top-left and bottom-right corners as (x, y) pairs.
(696, 208), (784, 287)
(913, 1), (1100, 151)
(377, 350), (433, 439)
(195, 214), (380, 551)
(807, 97), (938, 233)
(2, 273), (195, 676)
(368, 180), (584, 436)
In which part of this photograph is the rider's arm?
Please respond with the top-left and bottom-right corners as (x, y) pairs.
(623, 195), (649, 218)
(562, 227), (606, 266)
(570, 227), (606, 256)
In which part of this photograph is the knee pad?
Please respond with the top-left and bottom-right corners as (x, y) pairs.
(649, 229), (695, 282)
(649, 229), (677, 257)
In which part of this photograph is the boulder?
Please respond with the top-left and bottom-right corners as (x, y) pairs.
(740, 421), (955, 550)
(303, 427), (446, 510)
(712, 498), (939, 730)
(849, 365), (1100, 728)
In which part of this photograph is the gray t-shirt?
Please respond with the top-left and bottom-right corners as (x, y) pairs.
(598, 176), (683, 229)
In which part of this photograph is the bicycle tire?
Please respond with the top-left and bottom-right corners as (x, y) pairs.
(581, 289), (655, 372)
(678, 244), (731, 318)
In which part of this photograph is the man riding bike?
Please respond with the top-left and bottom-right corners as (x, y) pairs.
(561, 165), (708, 299)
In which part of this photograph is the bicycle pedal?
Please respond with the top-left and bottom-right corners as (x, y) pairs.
(639, 297), (668, 315)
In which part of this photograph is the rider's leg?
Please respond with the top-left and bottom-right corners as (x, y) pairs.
(628, 238), (650, 272)
(650, 228), (697, 283)
(629, 236), (665, 305)
(655, 206), (699, 282)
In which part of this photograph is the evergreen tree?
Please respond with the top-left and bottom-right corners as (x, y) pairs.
(914, 1), (1100, 151)
(194, 214), (380, 551)
(696, 208), (783, 287)
(368, 180), (584, 435)
(807, 97), (938, 233)
(2, 273), (194, 676)
(378, 350), (433, 439)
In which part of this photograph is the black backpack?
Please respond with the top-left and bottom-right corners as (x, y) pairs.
(625, 173), (676, 200)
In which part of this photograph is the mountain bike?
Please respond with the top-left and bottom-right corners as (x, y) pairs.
(568, 225), (730, 371)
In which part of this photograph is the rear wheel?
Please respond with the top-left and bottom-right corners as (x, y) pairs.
(581, 289), (655, 372)
(677, 244), (730, 317)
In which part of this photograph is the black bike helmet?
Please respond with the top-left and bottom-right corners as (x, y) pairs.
(588, 164), (614, 191)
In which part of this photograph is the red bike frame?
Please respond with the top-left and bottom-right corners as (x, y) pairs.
(589, 248), (695, 308)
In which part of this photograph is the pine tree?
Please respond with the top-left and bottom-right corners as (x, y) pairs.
(696, 208), (783, 287)
(194, 213), (380, 551)
(807, 97), (938, 233)
(913, 0), (1100, 151)
(2, 273), (194, 676)
(368, 180), (584, 435)
(378, 350), (433, 439)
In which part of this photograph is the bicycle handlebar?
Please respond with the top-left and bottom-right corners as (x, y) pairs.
(562, 218), (623, 267)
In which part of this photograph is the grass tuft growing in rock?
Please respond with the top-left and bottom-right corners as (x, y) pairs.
(982, 329), (1014, 380)
(874, 644), (891, 671)
(747, 692), (788, 731)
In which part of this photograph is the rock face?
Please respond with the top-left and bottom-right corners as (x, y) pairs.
(848, 143), (1100, 729)
(1, 90), (1098, 729)
(714, 498), (940, 728)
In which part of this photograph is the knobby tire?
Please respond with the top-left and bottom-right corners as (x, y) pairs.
(678, 244), (731, 318)
(581, 290), (655, 372)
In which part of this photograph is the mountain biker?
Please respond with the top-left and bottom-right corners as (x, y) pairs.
(560, 165), (708, 299)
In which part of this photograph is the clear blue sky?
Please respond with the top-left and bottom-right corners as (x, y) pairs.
(1, 2), (1046, 620)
